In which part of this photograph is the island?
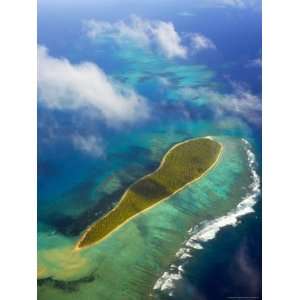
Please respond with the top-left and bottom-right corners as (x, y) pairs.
(75, 137), (223, 250)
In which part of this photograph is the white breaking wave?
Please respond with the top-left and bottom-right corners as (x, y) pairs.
(153, 139), (261, 296)
(204, 135), (213, 140)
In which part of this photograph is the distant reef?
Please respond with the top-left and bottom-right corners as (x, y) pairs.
(75, 137), (223, 250)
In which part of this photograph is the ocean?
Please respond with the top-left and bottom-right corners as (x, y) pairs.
(38, 1), (261, 299)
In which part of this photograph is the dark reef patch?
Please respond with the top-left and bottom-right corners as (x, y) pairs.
(38, 272), (97, 293)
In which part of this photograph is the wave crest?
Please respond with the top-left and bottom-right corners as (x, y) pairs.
(153, 139), (260, 296)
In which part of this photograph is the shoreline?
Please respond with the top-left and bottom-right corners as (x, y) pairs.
(74, 137), (223, 251)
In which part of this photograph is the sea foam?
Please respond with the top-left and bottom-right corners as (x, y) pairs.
(153, 139), (261, 296)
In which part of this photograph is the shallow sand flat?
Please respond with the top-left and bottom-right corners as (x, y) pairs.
(38, 137), (257, 300)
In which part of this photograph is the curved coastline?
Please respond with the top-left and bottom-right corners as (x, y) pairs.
(152, 138), (261, 296)
(75, 137), (223, 251)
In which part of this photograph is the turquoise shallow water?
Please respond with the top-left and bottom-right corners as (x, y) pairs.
(38, 136), (258, 300)
(38, 4), (261, 298)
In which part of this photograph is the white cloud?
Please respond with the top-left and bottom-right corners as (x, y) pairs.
(152, 21), (187, 59)
(72, 134), (104, 157)
(178, 12), (196, 17)
(84, 16), (217, 58)
(179, 83), (261, 125)
(246, 58), (262, 68)
(218, 0), (247, 7)
(190, 33), (216, 51)
(216, 86), (261, 123)
(178, 87), (203, 99)
(203, 0), (260, 9)
(37, 45), (148, 124)
(84, 15), (188, 59)
(85, 16), (151, 47)
(158, 76), (172, 87)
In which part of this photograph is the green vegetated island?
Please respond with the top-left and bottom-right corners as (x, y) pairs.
(75, 137), (223, 250)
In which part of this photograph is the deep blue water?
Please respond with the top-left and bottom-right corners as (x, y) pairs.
(156, 197), (262, 300)
(38, 0), (261, 298)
